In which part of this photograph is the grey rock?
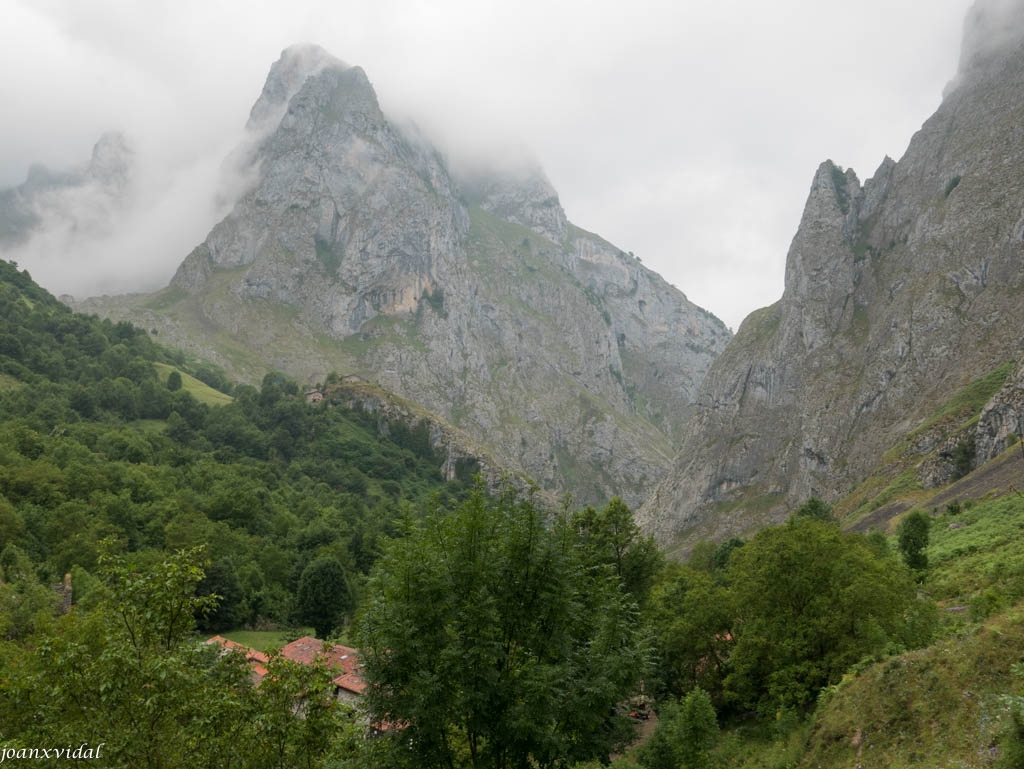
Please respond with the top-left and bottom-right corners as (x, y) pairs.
(85, 45), (731, 507)
(639, 1), (1024, 545)
(974, 359), (1024, 461)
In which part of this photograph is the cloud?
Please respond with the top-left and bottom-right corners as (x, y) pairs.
(1, 0), (974, 328)
(2, 132), (242, 298)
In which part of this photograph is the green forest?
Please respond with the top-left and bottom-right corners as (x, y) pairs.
(2, 258), (1024, 768)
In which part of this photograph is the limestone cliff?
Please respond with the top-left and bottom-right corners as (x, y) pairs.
(638, 0), (1024, 546)
(81, 44), (730, 506)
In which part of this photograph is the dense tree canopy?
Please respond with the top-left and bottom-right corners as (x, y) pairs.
(0, 547), (359, 769)
(0, 260), (479, 633)
(358, 487), (648, 769)
(723, 516), (923, 716)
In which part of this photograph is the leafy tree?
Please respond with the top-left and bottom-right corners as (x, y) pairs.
(898, 510), (931, 573)
(358, 487), (646, 769)
(166, 370), (183, 391)
(677, 687), (719, 769)
(197, 556), (244, 632)
(710, 537), (745, 572)
(952, 438), (976, 480)
(572, 496), (663, 604)
(724, 517), (918, 716)
(0, 544), (60, 640)
(243, 650), (362, 769)
(646, 564), (732, 698)
(0, 546), (359, 769)
(638, 687), (718, 769)
(296, 556), (353, 638)
(793, 497), (833, 524)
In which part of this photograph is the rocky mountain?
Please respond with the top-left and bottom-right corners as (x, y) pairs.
(638, 0), (1024, 547)
(76, 44), (731, 506)
(0, 132), (134, 247)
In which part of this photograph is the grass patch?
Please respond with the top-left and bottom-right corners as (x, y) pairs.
(712, 722), (813, 769)
(143, 286), (187, 311)
(926, 494), (1024, 604)
(220, 628), (316, 652)
(908, 360), (1014, 442)
(731, 303), (781, 351)
(804, 605), (1024, 768)
(153, 362), (233, 407)
(712, 491), (785, 518)
(845, 468), (924, 524)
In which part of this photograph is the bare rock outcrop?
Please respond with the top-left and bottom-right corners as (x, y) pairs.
(87, 44), (731, 506)
(639, 0), (1024, 545)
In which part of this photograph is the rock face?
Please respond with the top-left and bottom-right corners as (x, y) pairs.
(974, 359), (1024, 464)
(638, 0), (1024, 545)
(87, 44), (731, 506)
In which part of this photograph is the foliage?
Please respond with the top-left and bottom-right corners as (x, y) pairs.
(926, 494), (1024, 603)
(998, 663), (1024, 769)
(571, 496), (664, 604)
(296, 555), (353, 638)
(792, 497), (833, 524)
(0, 260), (479, 631)
(804, 606), (1024, 768)
(645, 563), (732, 699)
(830, 164), (850, 214)
(897, 510), (931, 573)
(358, 486), (647, 769)
(952, 437), (976, 480)
(637, 688), (718, 769)
(723, 517), (920, 716)
(0, 547), (359, 768)
(710, 537), (745, 571)
(0, 544), (60, 639)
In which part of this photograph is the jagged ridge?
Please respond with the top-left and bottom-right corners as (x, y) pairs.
(76, 44), (731, 507)
(638, 0), (1024, 547)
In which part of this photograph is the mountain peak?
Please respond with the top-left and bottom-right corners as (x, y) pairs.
(86, 131), (134, 188)
(638, 0), (1024, 548)
(135, 45), (733, 506)
(247, 43), (351, 133)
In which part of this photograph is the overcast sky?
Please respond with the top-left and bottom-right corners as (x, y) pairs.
(2, 0), (973, 330)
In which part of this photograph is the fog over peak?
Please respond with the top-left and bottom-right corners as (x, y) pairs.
(959, 0), (1024, 72)
(1, 0), (979, 328)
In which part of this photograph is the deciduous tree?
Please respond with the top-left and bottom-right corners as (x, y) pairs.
(358, 487), (647, 769)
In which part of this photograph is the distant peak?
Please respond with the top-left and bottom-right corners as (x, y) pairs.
(277, 43), (347, 76)
(247, 43), (350, 132)
(87, 132), (133, 184)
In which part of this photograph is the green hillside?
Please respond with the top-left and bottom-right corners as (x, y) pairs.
(4, 256), (1024, 768)
(0, 259), (480, 636)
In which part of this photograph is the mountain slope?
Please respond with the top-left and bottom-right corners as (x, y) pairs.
(78, 44), (731, 506)
(638, 0), (1024, 546)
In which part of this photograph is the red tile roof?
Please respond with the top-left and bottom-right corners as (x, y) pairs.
(280, 636), (365, 694)
(206, 635), (270, 683)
